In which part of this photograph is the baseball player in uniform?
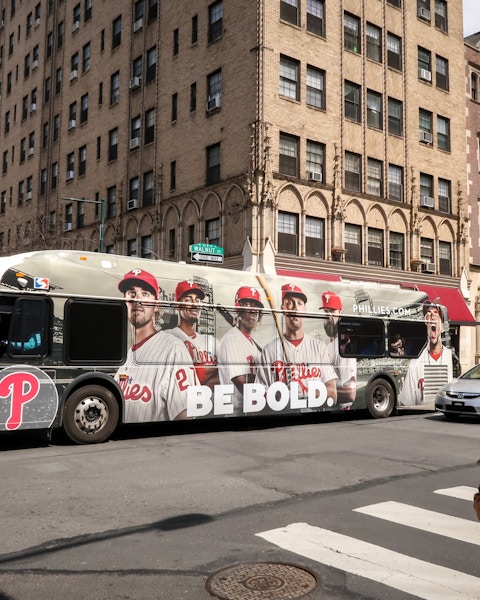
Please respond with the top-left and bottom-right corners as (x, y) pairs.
(256, 283), (337, 407)
(115, 269), (196, 422)
(217, 286), (264, 416)
(398, 301), (453, 406)
(320, 291), (357, 406)
(170, 280), (220, 389)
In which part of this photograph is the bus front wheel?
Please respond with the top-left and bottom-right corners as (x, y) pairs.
(366, 378), (395, 418)
(63, 385), (119, 444)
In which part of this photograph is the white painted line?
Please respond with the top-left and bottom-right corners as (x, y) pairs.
(354, 501), (480, 545)
(257, 523), (480, 600)
(434, 486), (478, 501)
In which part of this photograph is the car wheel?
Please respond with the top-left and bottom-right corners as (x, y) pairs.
(366, 378), (395, 418)
(63, 385), (119, 444)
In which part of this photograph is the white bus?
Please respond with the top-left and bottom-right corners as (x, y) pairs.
(0, 250), (453, 444)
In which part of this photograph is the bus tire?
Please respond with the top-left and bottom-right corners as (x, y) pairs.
(63, 385), (119, 444)
(366, 378), (395, 418)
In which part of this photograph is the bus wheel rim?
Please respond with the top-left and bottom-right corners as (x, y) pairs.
(74, 397), (108, 434)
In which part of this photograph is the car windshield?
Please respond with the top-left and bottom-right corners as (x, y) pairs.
(461, 364), (480, 380)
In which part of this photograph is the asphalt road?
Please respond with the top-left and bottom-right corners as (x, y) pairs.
(0, 409), (479, 600)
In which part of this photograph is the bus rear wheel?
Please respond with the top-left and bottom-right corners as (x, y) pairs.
(63, 385), (119, 444)
(366, 378), (395, 418)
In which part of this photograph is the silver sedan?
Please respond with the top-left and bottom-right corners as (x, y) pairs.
(435, 364), (480, 420)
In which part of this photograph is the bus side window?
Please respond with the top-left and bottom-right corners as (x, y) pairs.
(387, 320), (427, 359)
(8, 297), (51, 357)
(338, 318), (385, 358)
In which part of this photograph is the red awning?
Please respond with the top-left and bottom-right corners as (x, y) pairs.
(416, 284), (475, 325)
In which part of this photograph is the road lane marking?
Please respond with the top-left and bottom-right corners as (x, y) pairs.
(354, 501), (480, 545)
(256, 522), (480, 600)
(434, 486), (477, 501)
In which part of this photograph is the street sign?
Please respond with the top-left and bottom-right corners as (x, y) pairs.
(189, 243), (224, 255)
(191, 252), (224, 264)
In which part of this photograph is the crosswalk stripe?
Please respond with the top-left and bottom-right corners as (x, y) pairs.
(434, 486), (478, 501)
(354, 501), (480, 545)
(256, 522), (480, 600)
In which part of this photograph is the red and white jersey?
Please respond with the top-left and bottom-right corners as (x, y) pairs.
(256, 333), (337, 397)
(327, 338), (357, 387)
(169, 327), (218, 385)
(217, 326), (261, 415)
(115, 331), (196, 423)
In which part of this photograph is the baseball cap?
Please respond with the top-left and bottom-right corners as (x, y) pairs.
(175, 280), (206, 302)
(118, 269), (160, 297)
(422, 300), (444, 321)
(281, 283), (307, 303)
(320, 291), (342, 311)
(235, 286), (264, 308)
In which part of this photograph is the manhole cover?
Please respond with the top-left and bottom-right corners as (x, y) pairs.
(206, 561), (318, 599)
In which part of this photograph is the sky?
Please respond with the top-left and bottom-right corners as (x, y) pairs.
(463, 0), (480, 37)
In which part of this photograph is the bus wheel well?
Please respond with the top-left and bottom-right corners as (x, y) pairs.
(365, 376), (396, 418)
(62, 382), (120, 444)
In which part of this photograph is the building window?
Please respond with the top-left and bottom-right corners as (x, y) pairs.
(305, 216), (324, 258)
(437, 115), (450, 151)
(434, 0), (447, 32)
(171, 93), (178, 122)
(53, 115), (60, 142)
(368, 228), (384, 266)
(389, 232), (404, 269)
(367, 89), (382, 129)
(77, 201), (85, 228)
(419, 108), (433, 141)
(170, 161), (176, 190)
(190, 82), (197, 112)
(66, 152), (75, 178)
(344, 12), (360, 53)
(20, 139), (26, 163)
(110, 71), (120, 104)
(471, 72), (478, 101)
(306, 65), (325, 109)
(78, 145), (86, 176)
(205, 217), (220, 246)
(108, 128), (118, 161)
(438, 178), (451, 212)
(173, 28), (179, 56)
(279, 132), (299, 177)
(436, 55), (449, 91)
(69, 101), (77, 128)
(208, 1), (223, 43)
(80, 93), (89, 123)
(85, 0), (93, 21)
(168, 228), (176, 258)
(106, 186), (116, 219)
(71, 52), (79, 75)
(24, 54), (31, 79)
(366, 23), (382, 62)
(18, 181), (24, 206)
(82, 42), (91, 72)
(206, 143), (221, 185)
(418, 46), (431, 81)
(131, 115), (141, 141)
(55, 68), (62, 95)
(278, 211), (298, 254)
(439, 241), (451, 275)
(387, 32), (402, 70)
(127, 239), (137, 256)
(280, 56), (300, 101)
(344, 152), (361, 192)
(129, 177), (139, 209)
(306, 140), (325, 182)
(420, 173), (434, 204)
(146, 46), (157, 82)
(44, 77), (51, 103)
(388, 97), (403, 136)
(280, 0), (299, 27)
(344, 81), (361, 122)
(420, 237), (434, 267)
(143, 171), (154, 206)
(51, 162), (58, 190)
(145, 108), (155, 143)
(207, 69), (222, 110)
(307, 0), (324, 36)
(388, 164), (404, 202)
(132, 56), (143, 79)
(112, 16), (122, 49)
(345, 223), (362, 264)
(148, 0), (158, 22)
(46, 32), (53, 57)
(141, 235), (152, 259)
(417, 0), (431, 21)
(367, 158), (383, 197)
(192, 14), (198, 44)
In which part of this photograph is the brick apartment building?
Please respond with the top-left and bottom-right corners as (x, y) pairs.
(0, 0), (477, 363)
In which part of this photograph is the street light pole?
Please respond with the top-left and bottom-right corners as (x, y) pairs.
(61, 196), (106, 253)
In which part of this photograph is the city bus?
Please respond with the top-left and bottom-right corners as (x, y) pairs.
(0, 250), (453, 444)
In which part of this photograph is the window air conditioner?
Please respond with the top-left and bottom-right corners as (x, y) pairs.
(66, 171), (75, 181)
(68, 119), (76, 130)
(128, 199), (138, 210)
(72, 20), (80, 33)
(30, 103), (37, 113)
(32, 60), (39, 70)
(420, 195), (435, 208)
(64, 223), (73, 231)
(28, 147), (34, 156)
(206, 93), (221, 112)
(307, 171), (323, 182)
(418, 68), (432, 82)
(26, 191), (32, 200)
(133, 18), (143, 32)
(70, 70), (78, 81)
(34, 18), (40, 28)
(419, 131), (433, 144)
(418, 7), (431, 20)
(421, 262), (435, 273)
(129, 76), (141, 90)
(129, 137), (140, 150)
